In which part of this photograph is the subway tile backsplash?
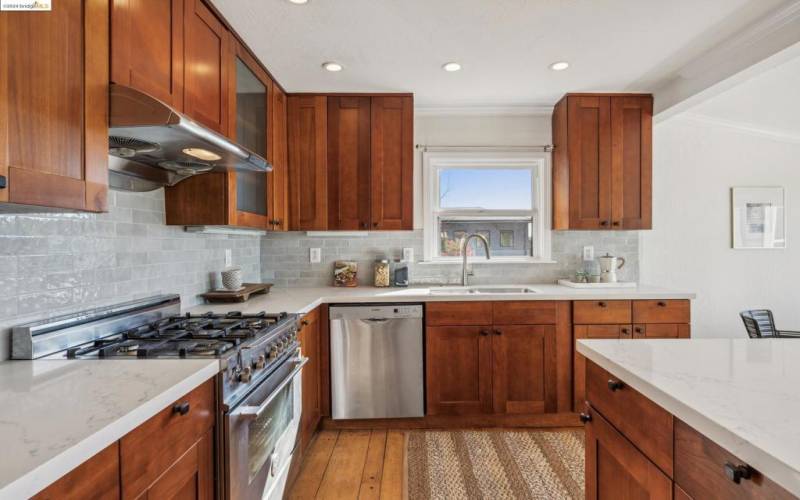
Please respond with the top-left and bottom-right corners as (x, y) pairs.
(261, 230), (639, 287)
(0, 189), (260, 360)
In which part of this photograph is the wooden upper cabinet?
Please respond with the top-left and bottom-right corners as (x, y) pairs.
(327, 96), (372, 230)
(611, 96), (652, 229)
(269, 87), (290, 231)
(0, 0), (109, 212)
(371, 96), (414, 230)
(183, 0), (230, 135)
(111, 0), (184, 109)
(288, 95), (328, 230)
(552, 93), (652, 230)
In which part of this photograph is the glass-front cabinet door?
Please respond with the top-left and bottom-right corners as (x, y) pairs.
(231, 43), (271, 228)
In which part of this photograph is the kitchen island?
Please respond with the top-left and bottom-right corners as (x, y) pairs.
(578, 338), (800, 498)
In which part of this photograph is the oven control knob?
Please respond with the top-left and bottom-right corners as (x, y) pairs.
(269, 345), (279, 359)
(239, 366), (252, 383)
(255, 354), (266, 369)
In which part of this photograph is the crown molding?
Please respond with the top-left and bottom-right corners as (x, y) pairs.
(680, 112), (800, 145)
(415, 105), (553, 117)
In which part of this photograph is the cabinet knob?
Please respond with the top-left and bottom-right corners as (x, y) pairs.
(172, 402), (190, 416)
(600, 220), (609, 226)
(635, 326), (643, 333)
(657, 301), (667, 307)
(372, 222), (379, 228)
(579, 412), (592, 423)
(479, 330), (490, 336)
(724, 463), (752, 484)
(607, 379), (624, 392)
(598, 301), (607, 308)
(493, 329), (502, 336)
(301, 319), (309, 326)
(361, 222), (368, 229)
(612, 221), (620, 227)
(621, 328), (629, 334)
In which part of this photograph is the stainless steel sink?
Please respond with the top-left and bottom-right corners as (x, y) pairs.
(429, 286), (538, 295)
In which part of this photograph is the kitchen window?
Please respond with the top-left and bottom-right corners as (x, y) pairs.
(422, 151), (552, 262)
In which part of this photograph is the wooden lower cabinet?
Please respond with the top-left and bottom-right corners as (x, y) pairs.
(426, 326), (493, 415)
(585, 407), (672, 500)
(33, 443), (120, 500)
(298, 307), (322, 451)
(426, 300), (564, 416)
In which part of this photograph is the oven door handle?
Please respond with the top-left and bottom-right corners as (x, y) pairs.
(236, 356), (308, 420)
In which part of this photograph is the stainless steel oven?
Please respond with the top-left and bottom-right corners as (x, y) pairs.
(224, 349), (307, 500)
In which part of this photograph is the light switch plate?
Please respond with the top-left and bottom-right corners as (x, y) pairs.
(224, 249), (233, 267)
(310, 248), (322, 263)
(582, 246), (594, 261)
(402, 248), (414, 262)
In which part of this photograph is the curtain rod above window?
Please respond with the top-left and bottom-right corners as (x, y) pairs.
(415, 144), (553, 152)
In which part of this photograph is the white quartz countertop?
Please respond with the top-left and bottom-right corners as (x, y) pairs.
(0, 359), (218, 499)
(577, 338), (800, 496)
(186, 284), (695, 316)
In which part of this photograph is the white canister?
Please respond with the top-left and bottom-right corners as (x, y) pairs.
(221, 267), (243, 291)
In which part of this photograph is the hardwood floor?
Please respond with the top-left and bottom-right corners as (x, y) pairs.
(289, 430), (406, 500)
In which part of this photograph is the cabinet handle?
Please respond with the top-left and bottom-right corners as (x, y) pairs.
(301, 319), (309, 326)
(621, 328), (629, 334)
(493, 329), (502, 336)
(657, 301), (667, 307)
(600, 220), (609, 227)
(724, 463), (752, 484)
(172, 402), (190, 416)
(479, 330), (490, 336)
(598, 301), (607, 308)
(607, 379), (624, 392)
(612, 221), (620, 227)
(373, 222), (379, 228)
(579, 412), (592, 423)
(634, 326), (643, 333)
(361, 222), (368, 229)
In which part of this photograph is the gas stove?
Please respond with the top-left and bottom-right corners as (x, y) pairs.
(11, 295), (300, 407)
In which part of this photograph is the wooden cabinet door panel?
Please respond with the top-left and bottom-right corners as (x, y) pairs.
(632, 299), (690, 324)
(370, 96), (413, 230)
(634, 323), (690, 339)
(611, 96), (652, 229)
(328, 96), (371, 230)
(184, 0), (229, 135)
(2, 0), (109, 212)
(585, 408), (672, 500)
(573, 324), (629, 411)
(492, 325), (556, 414)
(288, 95), (327, 230)
(33, 443), (120, 500)
(567, 96), (612, 229)
(111, 0), (184, 109)
(269, 87), (289, 231)
(144, 429), (214, 500)
(426, 326), (492, 415)
(299, 308), (321, 451)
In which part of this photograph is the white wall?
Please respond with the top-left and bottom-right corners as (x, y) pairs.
(642, 116), (800, 337)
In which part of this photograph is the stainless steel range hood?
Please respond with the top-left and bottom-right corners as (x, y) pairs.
(108, 84), (271, 192)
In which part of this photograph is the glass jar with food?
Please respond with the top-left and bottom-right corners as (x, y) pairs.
(374, 259), (390, 287)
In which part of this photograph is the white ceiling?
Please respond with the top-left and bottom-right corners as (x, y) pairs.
(687, 53), (800, 139)
(214, 0), (786, 107)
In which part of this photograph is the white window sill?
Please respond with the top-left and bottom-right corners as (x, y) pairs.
(417, 258), (558, 265)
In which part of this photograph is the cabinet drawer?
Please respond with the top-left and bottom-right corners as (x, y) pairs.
(633, 299), (690, 324)
(426, 301), (493, 326)
(634, 323), (690, 339)
(586, 360), (673, 476)
(574, 300), (631, 324)
(493, 301), (557, 325)
(675, 420), (794, 499)
(121, 378), (215, 498)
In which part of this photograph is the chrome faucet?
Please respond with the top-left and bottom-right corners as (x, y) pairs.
(461, 233), (491, 286)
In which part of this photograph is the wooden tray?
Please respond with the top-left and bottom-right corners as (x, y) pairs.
(200, 283), (273, 303)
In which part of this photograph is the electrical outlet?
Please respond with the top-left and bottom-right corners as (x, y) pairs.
(582, 246), (594, 261)
(402, 247), (414, 262)
(224, 249), (233, 267)
(310, 248), (322, 263)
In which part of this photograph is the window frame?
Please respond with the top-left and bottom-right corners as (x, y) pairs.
(422, 151), (552, 263)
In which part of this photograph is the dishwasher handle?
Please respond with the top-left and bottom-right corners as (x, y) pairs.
(362, 317), (391, 323)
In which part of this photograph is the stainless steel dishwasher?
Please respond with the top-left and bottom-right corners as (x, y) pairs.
(329, 304), (424, 419)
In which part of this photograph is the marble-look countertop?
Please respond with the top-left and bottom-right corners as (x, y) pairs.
(0, 359), (219, 499)
(577, 339), (800, 496)
(186, 284), (695, 316)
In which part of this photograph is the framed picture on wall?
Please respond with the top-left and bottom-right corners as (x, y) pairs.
(731, 187), (786, 249)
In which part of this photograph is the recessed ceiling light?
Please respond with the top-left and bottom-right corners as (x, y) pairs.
(442, 62), (462, 72)
(288, 0), (308, 4)
(322, 61), (343, 72)
(549, 61), (570, 71)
